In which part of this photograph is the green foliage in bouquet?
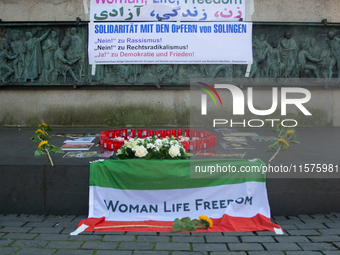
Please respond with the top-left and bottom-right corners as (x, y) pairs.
(266, 124), (300, 163)
(116, 136), (189, 160)
(30, 123), (64, 166)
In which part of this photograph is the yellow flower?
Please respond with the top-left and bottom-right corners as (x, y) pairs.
(199, 215), (213, 228)
(35, 129), (45, 135)
(277, 138), (289, 147)
(285, 130), (295, 136)
(38, 140), (48, 148)
(40, 123), (47, 126)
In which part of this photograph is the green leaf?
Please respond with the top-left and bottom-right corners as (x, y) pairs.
(180, 217), (191, 223)
(182, 221), (197, 231)
(173, 218), (183, 233)
(34, 149), (45, 156)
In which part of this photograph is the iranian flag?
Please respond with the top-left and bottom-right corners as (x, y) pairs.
(75, 159), (281, 233)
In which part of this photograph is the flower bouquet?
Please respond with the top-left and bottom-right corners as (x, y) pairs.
(116, 136), (189, 160)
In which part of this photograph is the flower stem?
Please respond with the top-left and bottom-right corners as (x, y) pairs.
(94, 225), (172, 230)
(268, 147), (281, 163)
(45, 149), (54, 166)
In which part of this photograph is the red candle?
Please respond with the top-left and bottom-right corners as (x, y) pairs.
(196, 130), (202, 138)
(185, 129), (190, 137)
(137, 129), (143, 138)
(195, 139), (201, 150)
(189, 140), (195, 151)
(166, 129), (171, 137)
(108, 130), (115, 138)
(117, 140), (124, 150)
(122, 129), (127, 138)
(149, 130), (155, 137)
(130, 129), (136, 138)
(103, 138), (108, 149)
(113, 140), (119, 151)
(202, 138), (208, 149)
(143, 129), (148, 138)
(105, 130), (110, 137)
(116, 129), (121, 137)
(181, 140), (189, 152)
(108, 140), (114, 150)
(190, 129), (195, 138)
(172, 129), (177, 137)
(160, 130), (166, 138)
(155, 130), (160, 138)
(177, 129), (183, 137)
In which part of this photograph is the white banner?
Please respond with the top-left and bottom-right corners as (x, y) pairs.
(89, 182), (270, 221)
(88, 21), (252, 65)
(90, 0), (245, 22)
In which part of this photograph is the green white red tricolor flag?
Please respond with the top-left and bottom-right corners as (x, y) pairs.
(74, 159), (281, 234)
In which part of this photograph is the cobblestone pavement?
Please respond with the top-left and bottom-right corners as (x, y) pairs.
(1, 213), (340, 255)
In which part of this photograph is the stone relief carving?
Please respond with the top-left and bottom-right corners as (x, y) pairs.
(0, 23), (340, 86)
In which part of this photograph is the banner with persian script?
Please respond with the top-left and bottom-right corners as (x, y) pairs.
(90, 0), (245, 22)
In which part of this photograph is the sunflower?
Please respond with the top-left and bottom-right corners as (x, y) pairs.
(40, 123), (47, 126)
(35, 129), (45, 135)
(38, 140), (48, 148)
(285, 130), (295, 136)
(198, 215), (213, 228)
(277, 138), (289, 147)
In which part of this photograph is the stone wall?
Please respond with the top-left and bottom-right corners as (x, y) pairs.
(0, 0), (339, 127)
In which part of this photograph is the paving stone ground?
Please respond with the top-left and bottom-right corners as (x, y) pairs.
(1, 213), (340, 255)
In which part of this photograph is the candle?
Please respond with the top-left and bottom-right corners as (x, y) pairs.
(116, 129), (121, 137)
(166, 129), (171, 137)
(108, 140), (114, 150)
(122, 129), (127, 138)
(172, 129), (177, 137)
(148, 130), (155, 137)
(180, 140), (188, 152)
(113, 140), (119, 151)
(143, 129), (148, 138)
(155, 130), (160, 138)
(184, 129), (190, 137)
(130, 129), (136, 138)
(117, 140), (125, 150)
(177, 129), (183, 137)
(190, 129), (195, 138)
(189, 140), (195, 151)
(160, 130), (166, 138)
(103, 138), (108, 149)
(195, 139), (201, 150)
(137, 129), (143, 138)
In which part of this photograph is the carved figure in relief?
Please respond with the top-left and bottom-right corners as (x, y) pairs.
(22, 29), (51, 82)
(262, 41), (285, 79)
(326, 31), (340, 82)
(157, 65), (173, 82)
(54, 39), (81, 83)
(66, 27), (85, 79)
(308, 38), (321, 59)
(297, 42), (321, 79)
(280, 31), (298, 78)
(42, 31), (59, 83)
(10, 31), (25, 81)
(253, 34), (270, 77)
(0, 42), (17, 83)
(211, 64), (233, 78)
